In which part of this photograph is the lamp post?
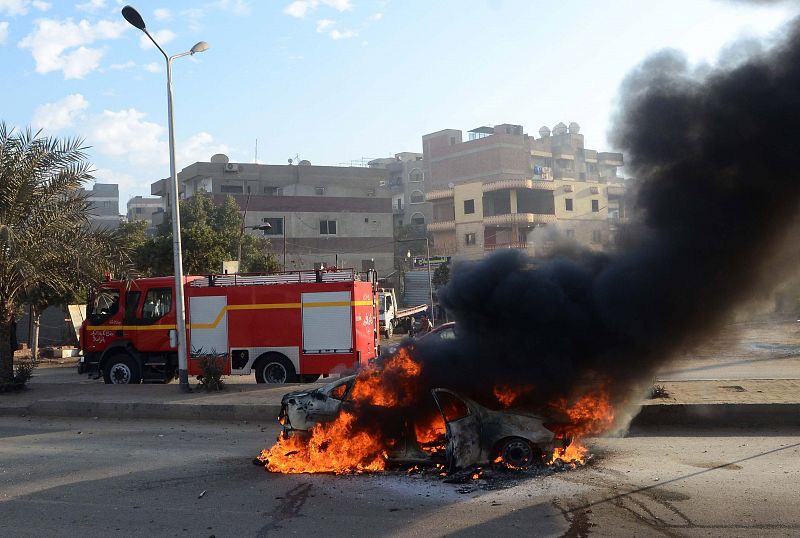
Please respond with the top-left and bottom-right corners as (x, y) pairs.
(395, 237), (435, 326)
(122, 5), (209, 392)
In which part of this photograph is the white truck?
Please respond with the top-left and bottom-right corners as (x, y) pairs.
(377, 288), (428, 337)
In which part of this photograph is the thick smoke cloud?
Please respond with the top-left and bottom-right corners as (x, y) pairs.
(413, 16), (800, 417)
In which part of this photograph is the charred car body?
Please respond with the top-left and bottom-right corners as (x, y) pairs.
(278, 375), (572, 472)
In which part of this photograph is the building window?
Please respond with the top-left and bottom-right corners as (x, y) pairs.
(411, 212), (425, 225)
(463, 199), (475, 214)
(319, 220), (337, 235)
(592, 230), (601, 243)
(591, 199), (600, 212)
(449, 136), (456, 146)
(410, 190), (425, 204)
(264, 186), (282, 196)
(221, 185), (243, 194)
(135, 207), (143, 213)
(395, 198), (403, 210)
(465, 233), (476, 246)
(315, 186), (325, 195)
(566, 229), (575, 239)
(565, 198), (574, 211)
(409, 169), (423, 182)
(262, 217), (284, 235)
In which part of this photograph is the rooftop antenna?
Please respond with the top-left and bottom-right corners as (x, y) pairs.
(254, 138), (258, 164)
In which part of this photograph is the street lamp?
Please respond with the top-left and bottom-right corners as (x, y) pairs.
(238, 222), (272, 270)
(122, 5), (209, 392)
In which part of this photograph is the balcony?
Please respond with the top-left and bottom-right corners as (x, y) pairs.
(484, 213), (557, 226)
(427, 220), (456, 232)
(426, 188), (454, 201)
(607, 184), (625, 197)
(151, 178), (168, 196)
(482, 179), (556, 193)
(598, 152), (624, 166)
(483, 241), (555, 256)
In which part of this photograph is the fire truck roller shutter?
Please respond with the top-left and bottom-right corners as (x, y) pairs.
(189, 295), (228, 358)
(301, 291), (354, 353)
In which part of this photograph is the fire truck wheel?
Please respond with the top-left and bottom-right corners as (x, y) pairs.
(498, 437), (539, 469)
(254, 353), (297, 384)
(384, 321), (393, 338)
(102, 354), (141, 385)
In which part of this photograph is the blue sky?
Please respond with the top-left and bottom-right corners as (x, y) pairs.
(0, 0), (795, 209)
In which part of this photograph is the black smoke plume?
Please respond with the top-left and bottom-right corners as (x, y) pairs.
(412, 16), (800, 419)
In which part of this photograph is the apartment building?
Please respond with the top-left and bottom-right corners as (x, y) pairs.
(423, 122), (625, 259)
(367, 152), (429, 230)
(126, 196), (164, 229)
(81, 183), (120, 230)
(151, 155), (394, 274)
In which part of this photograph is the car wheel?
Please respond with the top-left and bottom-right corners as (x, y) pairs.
(254, 353), (297, 384)
(300, 374), (321, 383)
(499, 437), (538, 469)
(384, 321), (393, 338)
(102, 354), (141, 385)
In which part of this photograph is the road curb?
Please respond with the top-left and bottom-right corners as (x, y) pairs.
(0, 401), (282, 422)
(632, 403), (800, 428)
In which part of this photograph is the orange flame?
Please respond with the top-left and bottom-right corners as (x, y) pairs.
(546, 389), (615, 465)
(260, 349), (423, 474)
(493, 384), (534, 408)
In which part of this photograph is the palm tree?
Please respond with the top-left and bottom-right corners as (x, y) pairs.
(0, 123), (129, 384)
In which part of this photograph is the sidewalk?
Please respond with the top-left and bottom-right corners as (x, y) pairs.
(2, 378), (800, 426)
(0, 381), (317, 422)
(634, 379), (800, 427)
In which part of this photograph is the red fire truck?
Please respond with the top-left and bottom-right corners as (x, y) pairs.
(79, 269), (380, 384)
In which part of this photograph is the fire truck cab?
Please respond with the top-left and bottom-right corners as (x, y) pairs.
(80, 269), (380, 384)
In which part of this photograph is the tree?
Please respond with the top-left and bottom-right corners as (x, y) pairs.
(432, 263), (450, 288)
(0, 125), (129, 384)
(120, 192), (281, 276)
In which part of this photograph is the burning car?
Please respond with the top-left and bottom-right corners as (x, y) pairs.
(277, 375), (572, 472)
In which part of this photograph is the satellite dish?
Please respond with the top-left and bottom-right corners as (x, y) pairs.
(210, 153), (229, 164)
(288, 158), (293, 165)
(553, 122), (568, 136)
(299, 159), (311, 166)
(538, 126), (551, 138)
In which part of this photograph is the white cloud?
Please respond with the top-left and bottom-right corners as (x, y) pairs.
(369, 12), (382, 21)
(75, 0), (104, 12)
(322, 0), (352, 11)
(284, 0), (351, 18)
(153, 7), (171, 21)
(143, 61), (161, 73)
(216, 0), (250, 16)
(0, 22), (8, 45)
(88, 108), (165, 166)
(329, 29), (356, 40)
(315, 19), (334, 33)
(109, 60), (135, 70)
(32, 93), (89, 132)
(91, 167), (140, 193)
(177, 132), (230, 168)
(86, 108), (230, 170)
(0, 0), (48, 15)
(139, 29), (175, 50)
(18, 18), (128, 79)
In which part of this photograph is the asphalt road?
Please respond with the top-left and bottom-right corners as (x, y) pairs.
(0, 417), (798, 537)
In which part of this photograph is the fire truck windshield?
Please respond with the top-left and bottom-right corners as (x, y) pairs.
(88, 288), (120, 324)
